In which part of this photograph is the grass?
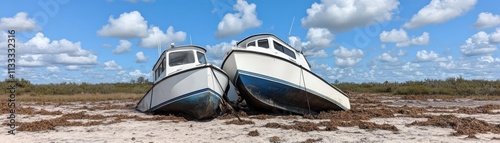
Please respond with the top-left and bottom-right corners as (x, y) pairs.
(1, 93), (143, 102)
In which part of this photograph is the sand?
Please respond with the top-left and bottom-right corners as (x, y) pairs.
(2, 94), (500, 143)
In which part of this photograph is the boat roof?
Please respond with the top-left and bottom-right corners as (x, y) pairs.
(237, 33), (301, 53)
(152, 45), (206, 71)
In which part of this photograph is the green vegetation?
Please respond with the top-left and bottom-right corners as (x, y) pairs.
(335, 76), (500, 96)
(0, 77), (152, 96)
(1, 76), (499, 97)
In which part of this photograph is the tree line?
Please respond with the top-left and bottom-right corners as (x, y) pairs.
(334, 76), (500, 96)
(1, 76), (499, 96)
(0, 77), (152, 96)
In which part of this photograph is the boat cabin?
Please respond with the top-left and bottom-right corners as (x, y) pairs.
(152, 45), (208, 83)
(236, 34), (311, 70)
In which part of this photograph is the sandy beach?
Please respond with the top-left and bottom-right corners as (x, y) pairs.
(2, 94), (500, 143)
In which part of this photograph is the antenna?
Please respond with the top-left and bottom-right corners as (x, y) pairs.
(288, 16), (295, 36)
(190, 35), (192, 45)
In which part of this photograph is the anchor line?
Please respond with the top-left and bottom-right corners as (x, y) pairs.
(210, 66), (242, 121)
(300, 68), (312, 115)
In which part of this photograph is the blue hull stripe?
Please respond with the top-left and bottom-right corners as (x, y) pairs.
(236, 70), (349, 111)
(149, 88), (222, 112)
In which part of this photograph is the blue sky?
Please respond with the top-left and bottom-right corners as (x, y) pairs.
(1, 0), (499, 84)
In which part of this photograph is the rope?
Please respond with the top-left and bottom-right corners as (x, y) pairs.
(300, 68), (312, 115)
(210, 66), (242, 121)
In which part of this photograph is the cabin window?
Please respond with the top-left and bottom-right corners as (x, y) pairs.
(154, 58), (166, 80)
(273, 41), (296, 59)
(197, 52), (207, 64)
(257, 39), (269, 48)
(169, 51), (195, 67)
(246, 41), (255, 47)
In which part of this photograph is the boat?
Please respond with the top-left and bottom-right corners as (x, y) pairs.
(136, 45), (233, 119)
(221, 34), (351, 115)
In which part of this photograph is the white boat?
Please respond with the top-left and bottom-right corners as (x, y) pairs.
(136, 45), (232, 119)
(221, 34), (351, 115)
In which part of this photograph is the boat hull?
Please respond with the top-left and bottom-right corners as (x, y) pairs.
(222, 49), (350, 114)
(136, 65), (230, 119)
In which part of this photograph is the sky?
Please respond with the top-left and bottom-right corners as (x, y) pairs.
(1, 0), (499, 84)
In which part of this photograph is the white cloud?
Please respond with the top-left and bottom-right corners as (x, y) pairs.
(378, 53), (398, 62)
(0, 12), (40, 32)
(129, 69), (150, 78)
(379, 29), (429, 47)
(404, 0), (477, 29)
(332, 46), (364, 67)
(304, 49), (328, 58)
(301, 0), (399, 32)
(306, 28), (334, 48)
(396, 32), (430, 47)
(397, 49), (407, 56)
(46, 66), (60, 73)
(104, 60), (123, 70)
(478, 56), (500, 63)
(380, 29), (409, 43)
(66, 65), (79, 71)
(102, 43), (112, 48)
(206, 40), (237, 66)
(215, 0), (262, 38)
(460, 31), (497, 56)
(288, 36), (307, 51)
(473, 12), (500, 29)
(491, 28), (500, 43)
(17, 32), (99, 66)
(97, 11), (148, 38)
(139, 26), (186, 48)
(416, 50), (439, 62)
(135, 51), (148, 63)
(402, 62), (420, 71)
(287, 28), (334, 58)
(113, 40), (131, 54)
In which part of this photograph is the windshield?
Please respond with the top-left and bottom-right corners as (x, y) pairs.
(169, 51), (195, 67)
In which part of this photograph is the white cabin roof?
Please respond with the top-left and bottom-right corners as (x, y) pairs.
(152, 45), (206, 71)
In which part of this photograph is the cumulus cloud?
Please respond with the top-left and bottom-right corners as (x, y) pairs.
(301, 0), (399, 32)
(404, 0), (477, 29)
(332, 46), (364, 67)
(397, 50), (407, 56)
(379, 29), (429, 47)
(66, 65), (79, 71)
(306, 28), (334, 48)
(206, 40), (237, 66)
(378, 53), (398, 62)
(416, 50), (439, 62)
(490, 28), (500, 43)
(288, 36), (307, 51)
(135, 51), (148, 63)
(460, 31), (497, 56)
(113, 40), (131, 54)
(139, 26), (186, 48)
(97, 11), (148, 38)
(0, 12), (40, 32)
(396, 32), (430, 47)
(215, 0), (262, 38)
(473, 12), (500, 29)
(287, 28), (334, 58)
(304, 49), (329, 58)
(129, 69), (151, 78)
(478, 56), (500, 63)
(104, 60), (122, 70)
(16, 32), (99, 67)
(46, 66), (60, 73)
(380, 29), (409, 43)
